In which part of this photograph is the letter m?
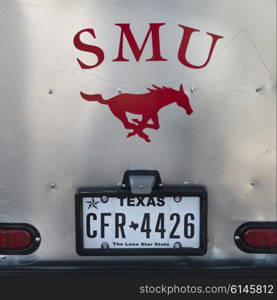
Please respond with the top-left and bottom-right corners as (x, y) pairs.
(113, 23), (167, 62)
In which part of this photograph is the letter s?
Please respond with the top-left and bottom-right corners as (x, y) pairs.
(73, 28), (105, 69)
(139, 286), (145, 294)
(157, 197), (165, 206)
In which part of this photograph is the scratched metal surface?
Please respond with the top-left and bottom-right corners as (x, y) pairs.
(0, 0), (276, 268)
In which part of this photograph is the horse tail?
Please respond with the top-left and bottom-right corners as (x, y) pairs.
(80, 92), (109, 105)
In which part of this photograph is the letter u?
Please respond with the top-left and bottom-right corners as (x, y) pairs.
(178, 25), (223, 69)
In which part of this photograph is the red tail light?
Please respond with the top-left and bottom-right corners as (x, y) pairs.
(244, 229), (277, 249)
(235, 222), (277, 253)
(0, 223), (40, 255)
(0, 229), (32, 249)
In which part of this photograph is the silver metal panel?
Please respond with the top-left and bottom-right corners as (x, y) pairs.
(0, 0), (276, 267)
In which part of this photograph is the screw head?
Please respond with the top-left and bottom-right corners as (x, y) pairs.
(101, 242), (109, 249)
(174, 242), (182, 249)
(48, 89), (54, 94)
(174, 196), (182, 203)
(101, 196), (109, 203)
(234, 235), (240, 241)
(50, 184), (56, 189)
(35, 237), (41, 243)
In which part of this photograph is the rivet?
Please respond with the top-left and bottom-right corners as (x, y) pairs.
(234, 235), (240, 241)
(35, 237), (41, 243)
(255, 86), (264, 93)
(250, 180), (256, 187)
(50, 184), (56, 189)
(190, 86), (197, 94)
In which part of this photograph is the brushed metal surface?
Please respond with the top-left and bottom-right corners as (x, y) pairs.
(0, 0), (276, 267)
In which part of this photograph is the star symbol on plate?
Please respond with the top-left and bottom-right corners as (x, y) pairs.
(86, 198), (99, 209)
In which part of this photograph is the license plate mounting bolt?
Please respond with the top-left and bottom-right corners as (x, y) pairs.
(101, 196), (109, 203)
(174, 242), (182, 249)
(101, 242), (109, 249)
(174, 196), (182, 202)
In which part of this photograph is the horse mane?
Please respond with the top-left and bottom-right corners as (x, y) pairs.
(147, 85), (175, 94)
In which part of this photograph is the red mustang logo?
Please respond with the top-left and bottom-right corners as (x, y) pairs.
(80, 84), (193, 142)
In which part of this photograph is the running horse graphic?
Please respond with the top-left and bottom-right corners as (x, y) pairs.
(80, 84), (193, 142)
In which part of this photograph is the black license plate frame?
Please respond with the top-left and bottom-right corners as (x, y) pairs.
(75, 185), (207, 256)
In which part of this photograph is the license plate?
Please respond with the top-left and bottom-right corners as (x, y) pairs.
(75, 187), (207, 255)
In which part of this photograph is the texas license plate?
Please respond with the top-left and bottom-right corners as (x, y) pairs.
(75, 188), (207, 255)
